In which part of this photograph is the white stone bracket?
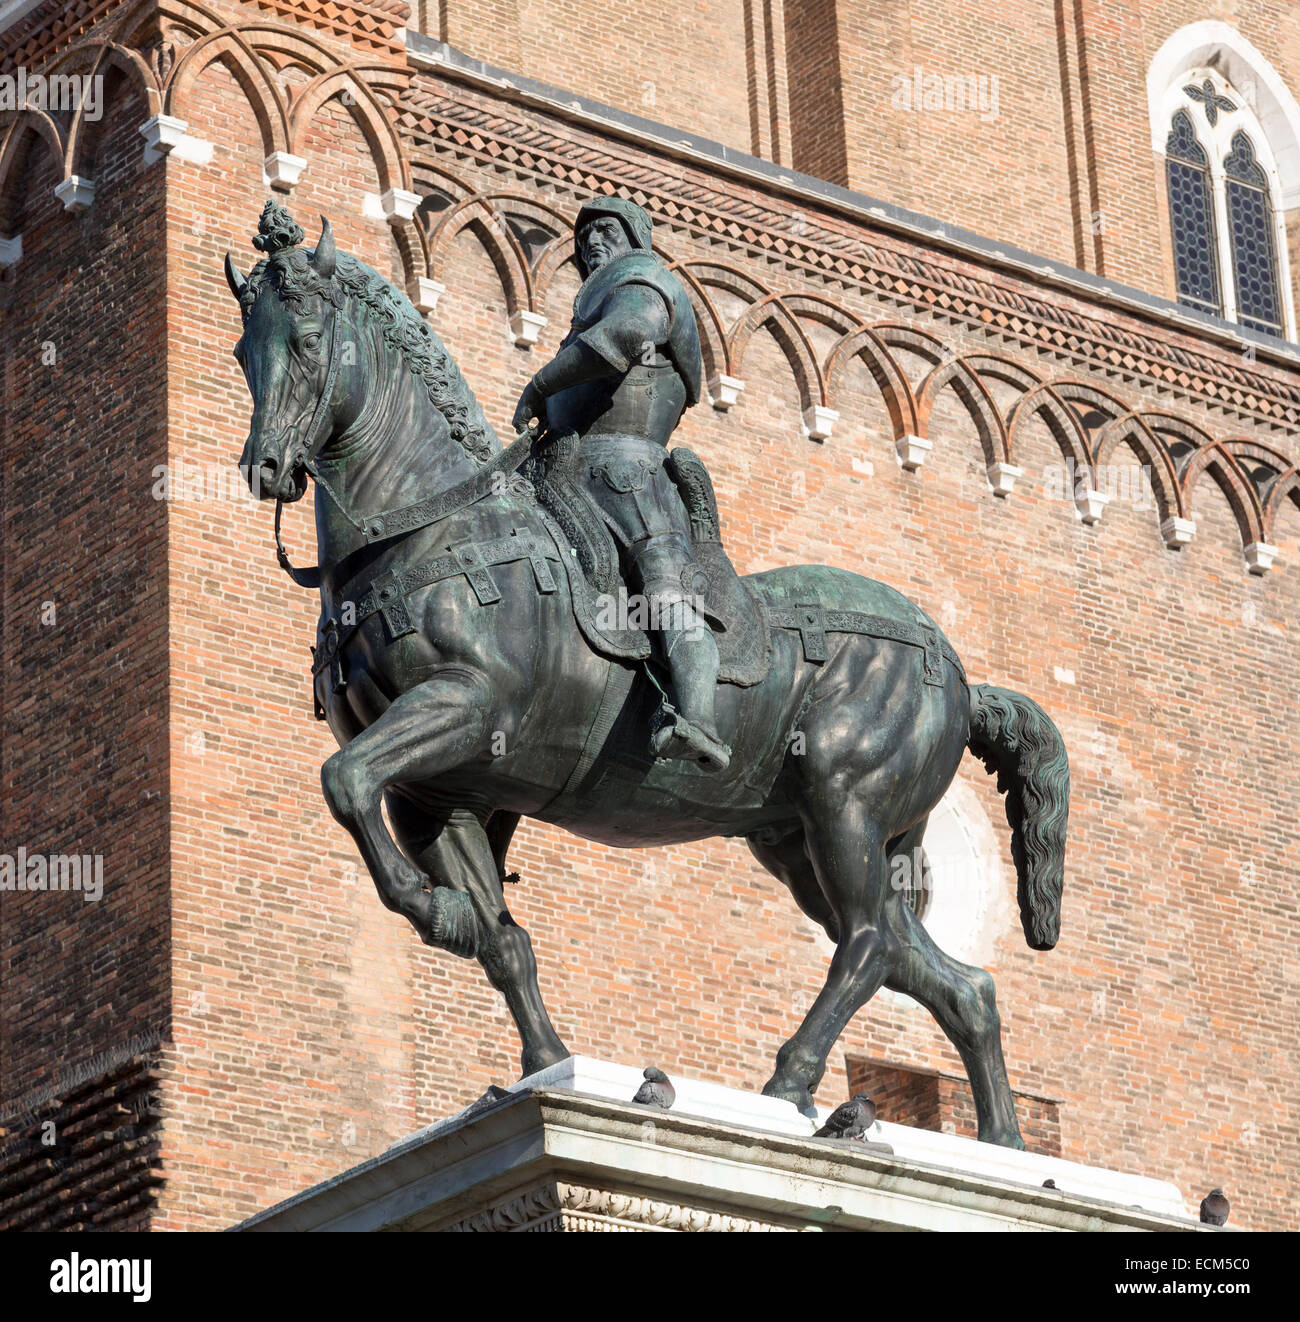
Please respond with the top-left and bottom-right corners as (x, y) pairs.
(139, 115), (213, 167)
(708, 373), (744, 410)
(1161, 516), (1197, 548)
(986, 462), (1024, 497)
(803, 404), (839, 442)
(409, 277), (446, 316)
(896, 433), (932, 470)
(509, 308), (547, 347)
(54, 176), (95, 214)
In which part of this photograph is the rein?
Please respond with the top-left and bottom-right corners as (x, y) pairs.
(268, 301), (536, 589)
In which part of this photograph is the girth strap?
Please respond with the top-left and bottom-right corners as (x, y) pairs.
(765, 606), (965, 685)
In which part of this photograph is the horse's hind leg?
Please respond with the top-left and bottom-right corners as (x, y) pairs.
(746, 828), (838, 944)
(386, 796), (569, 1079)
(759, 804), (898, 1113)
(883, 827), (1024, 1148)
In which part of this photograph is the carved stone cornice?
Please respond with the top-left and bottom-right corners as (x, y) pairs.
(238, 1088), (1208, 1233)
(396, 79), (1300, 435)
(443, 1180), (791, 1232)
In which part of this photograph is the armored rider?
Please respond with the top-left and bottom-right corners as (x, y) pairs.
(512, 197), (731, 772)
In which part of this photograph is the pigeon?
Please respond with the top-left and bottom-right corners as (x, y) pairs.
(814, 1093), (878, 1140)
(1200, 1188), (1230, 1226)
(631, 1067), (676, 1110)
(463, 1084), (512, 1118)
(1042, 1179), (1057, 1189)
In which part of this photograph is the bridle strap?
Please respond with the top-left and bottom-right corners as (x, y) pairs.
(273, 307), (358, 587)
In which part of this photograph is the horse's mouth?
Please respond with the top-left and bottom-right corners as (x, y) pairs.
(282, 466), (310, 503)
(250, 462), (309, 503)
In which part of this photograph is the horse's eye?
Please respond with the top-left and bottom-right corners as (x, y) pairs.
(303, 332), (321, 351)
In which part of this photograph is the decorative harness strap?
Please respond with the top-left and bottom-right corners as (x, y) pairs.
(766, 604), (965, 686)
(311, 529), (560, 682)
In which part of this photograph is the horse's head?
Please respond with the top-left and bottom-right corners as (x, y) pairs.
(225, 202), (362, 503)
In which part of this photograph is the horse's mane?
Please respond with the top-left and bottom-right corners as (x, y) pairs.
(240, 244), (498, 463)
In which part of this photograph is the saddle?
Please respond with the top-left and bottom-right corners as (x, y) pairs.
(528, 438), (771, 687)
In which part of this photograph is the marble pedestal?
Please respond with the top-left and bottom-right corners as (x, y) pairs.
(237, 1057), (1213, 1233)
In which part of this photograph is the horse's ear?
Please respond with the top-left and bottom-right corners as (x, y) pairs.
(312, 216), (336, 280)
(224, 251), (247, 302)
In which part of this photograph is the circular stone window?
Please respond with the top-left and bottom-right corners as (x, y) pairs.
(911, 781), (1009, 967)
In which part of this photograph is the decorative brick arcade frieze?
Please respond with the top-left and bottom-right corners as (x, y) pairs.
(1, 1), (1296, 568)
(396, 81), (1300, 437)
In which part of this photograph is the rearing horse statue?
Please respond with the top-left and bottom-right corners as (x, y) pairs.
(225, 201), (1069, 1146)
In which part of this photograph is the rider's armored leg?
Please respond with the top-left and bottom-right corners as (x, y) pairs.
(652, 595), (730, 773)
(630, 530), (731, 772)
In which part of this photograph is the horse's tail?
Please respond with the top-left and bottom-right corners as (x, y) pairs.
(966, 683), (1069, 951)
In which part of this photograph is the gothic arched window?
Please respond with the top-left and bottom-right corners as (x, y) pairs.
(1224, 132), (1283, 334)
(1162, 70), (1290, 338)
(1166, 110), (1220, 316)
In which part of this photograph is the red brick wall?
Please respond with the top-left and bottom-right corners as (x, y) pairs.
(433, 0), (765, 157)
(428, 0), (1300, 309)
(0, 75), (172, 1111)
(847, 1057), (1063, 1157)
(2, 0), (1299, 1235)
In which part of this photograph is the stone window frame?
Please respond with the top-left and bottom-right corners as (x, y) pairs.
(1148, 23), (1300, 341)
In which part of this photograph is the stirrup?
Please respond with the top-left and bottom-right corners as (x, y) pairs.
(651, 712), (731, 773)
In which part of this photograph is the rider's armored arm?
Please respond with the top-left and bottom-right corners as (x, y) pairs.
(535, 285), (671, 396)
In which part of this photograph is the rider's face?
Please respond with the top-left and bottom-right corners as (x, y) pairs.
(580, 216), (631, 273)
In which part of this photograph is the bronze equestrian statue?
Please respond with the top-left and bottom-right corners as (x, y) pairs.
(225, 199), (1070, 1146)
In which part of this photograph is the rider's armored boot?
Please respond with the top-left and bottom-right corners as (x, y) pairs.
(649, 598), (731, 772)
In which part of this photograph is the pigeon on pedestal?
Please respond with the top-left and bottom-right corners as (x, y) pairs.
(1199, 1188), (1230, 1226)
(814, 1093), (878, 1140)
(632, 1067), (676, 1110)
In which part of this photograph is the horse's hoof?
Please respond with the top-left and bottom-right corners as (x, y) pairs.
(762, 1076), (815, 1114)
(980, 1130), (1027, 1150)
(519, 1046), (570, 1080)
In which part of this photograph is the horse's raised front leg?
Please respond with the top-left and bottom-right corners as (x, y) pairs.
(319, 666), (568, 1076)
(386, 796), (568, 1079)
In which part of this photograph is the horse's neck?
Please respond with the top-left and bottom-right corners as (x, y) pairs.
(312, 347), (490, 586)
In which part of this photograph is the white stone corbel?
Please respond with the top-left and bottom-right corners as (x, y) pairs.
(139, 114), (204, 166)
(381, 188), (422, 224)
(1075, 487), (1111, 525)
(803, 405), (839, 442)
(264, 153), (307, 191)
(1244, 542), (1279, 574)
(895, 434), (932, 471)
(54, 176), (95, 214)
(708, 373), (744, 411)
(409, 277), (446, 316)
(1161, 516), (1196, 548)
(0, 234), (21, 270)
(986, 463), (1023, 497)
(509, 309), (547, 347)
